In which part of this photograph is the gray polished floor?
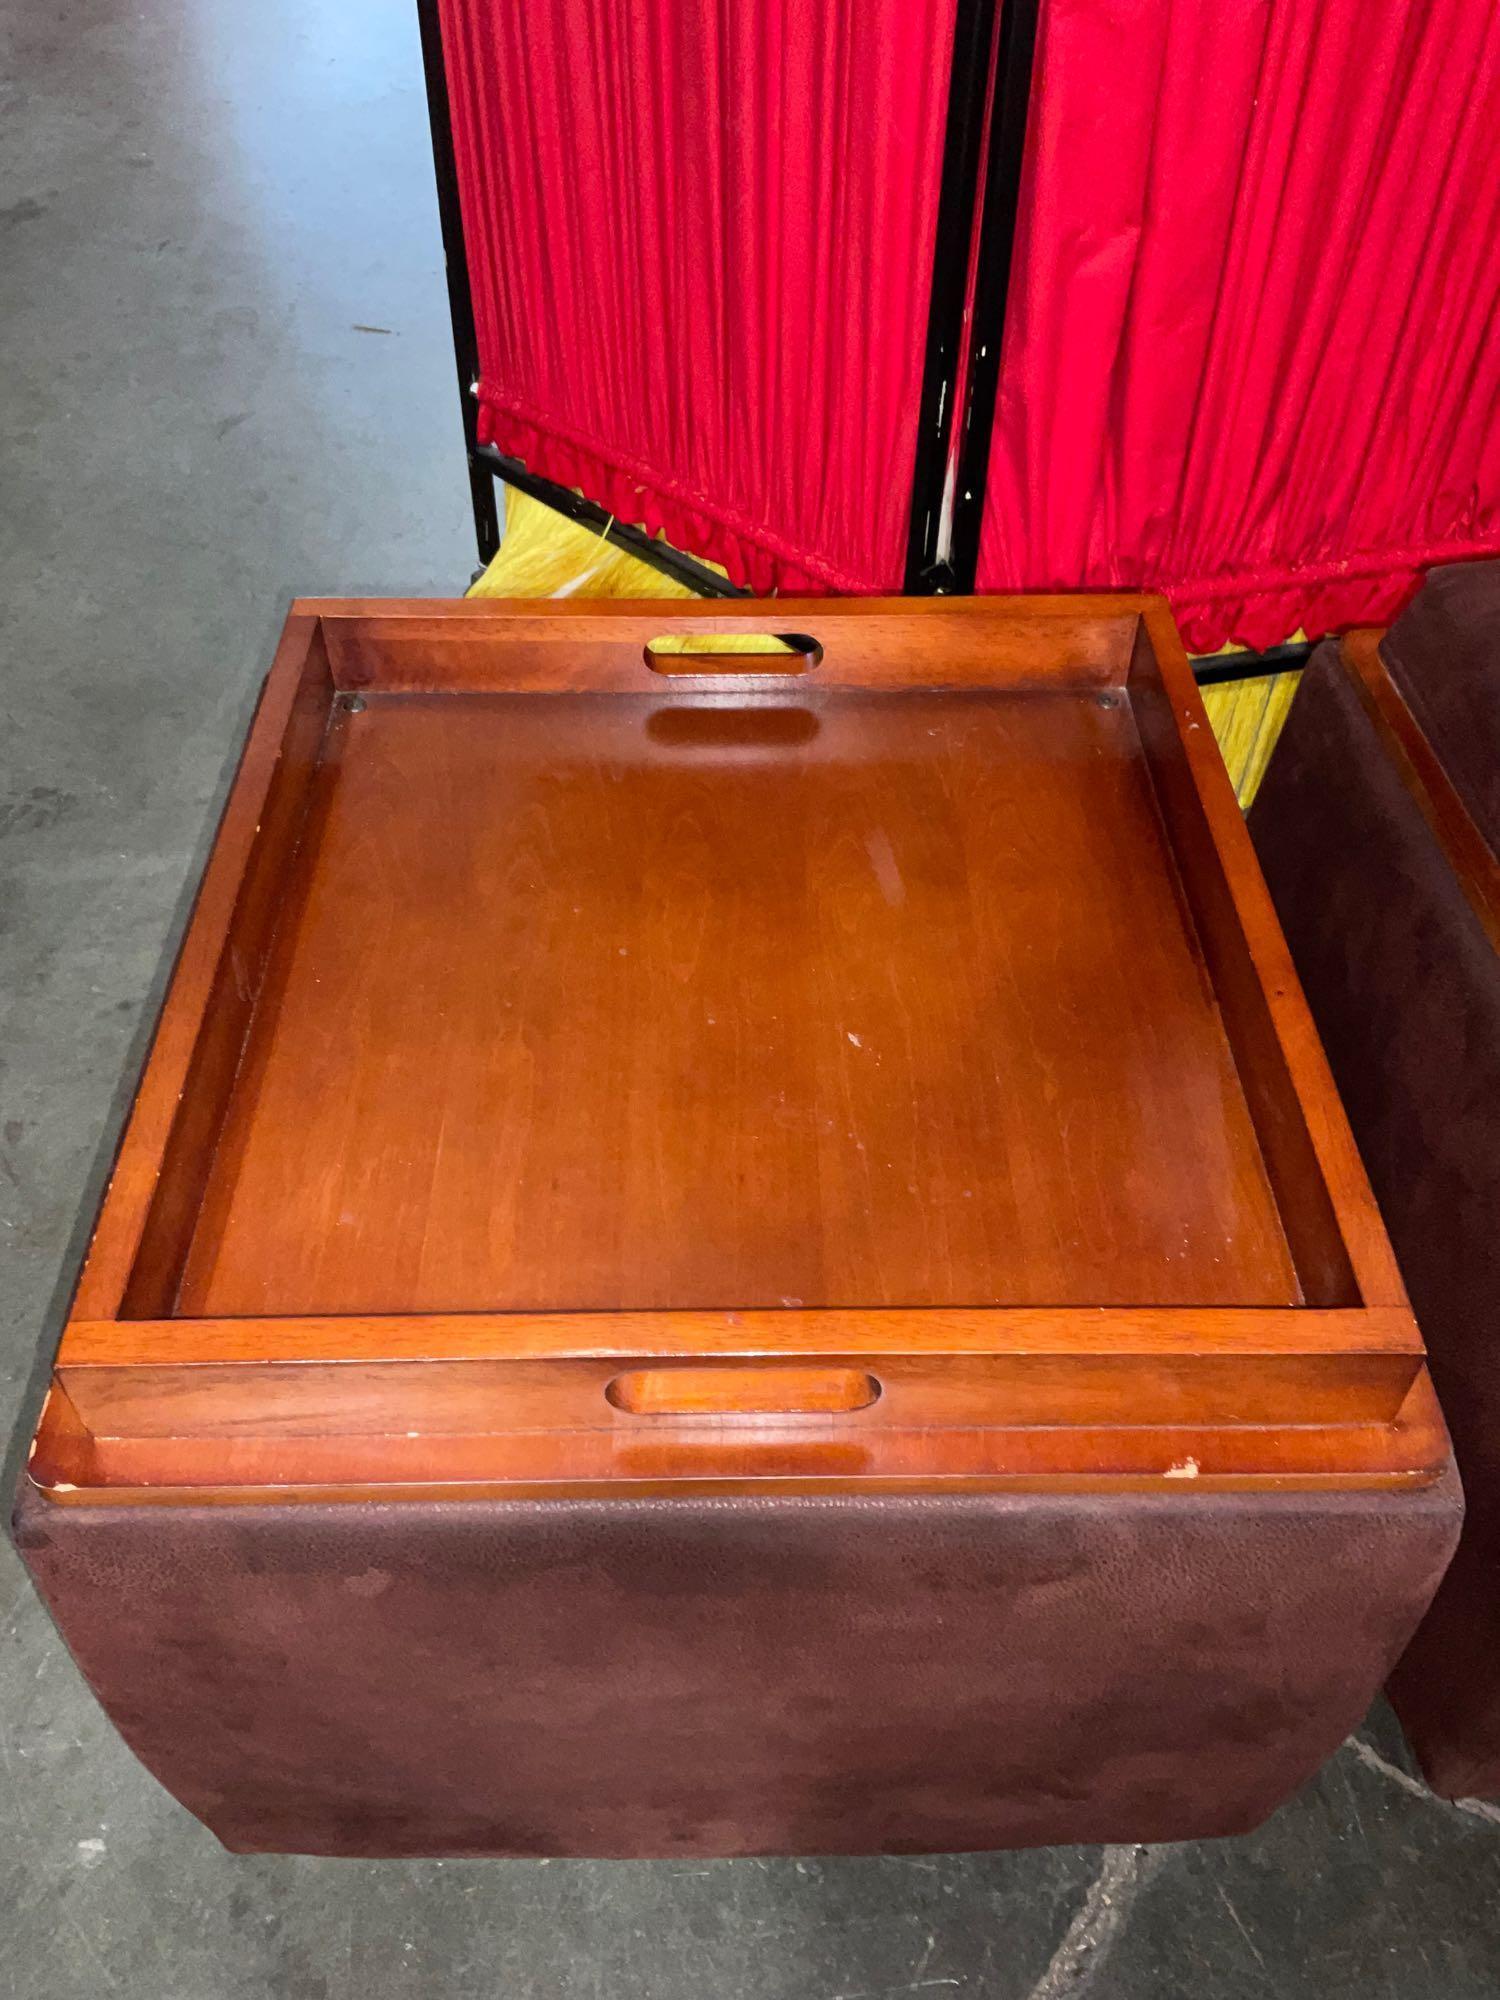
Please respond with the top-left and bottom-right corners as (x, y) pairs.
(2, 3), (1498, 1995)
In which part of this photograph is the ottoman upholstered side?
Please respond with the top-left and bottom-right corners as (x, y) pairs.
(15, 1479), (1459, 1856)
(1252, 612), (1500, 1797)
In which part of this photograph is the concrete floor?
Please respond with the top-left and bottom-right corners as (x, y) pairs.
(2, 2), (1499, 1994)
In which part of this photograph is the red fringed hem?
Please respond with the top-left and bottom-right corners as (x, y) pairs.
(482, 391), (1500, 642)
(478, 394), (883, 596)
(1167, 538), (1500, 654)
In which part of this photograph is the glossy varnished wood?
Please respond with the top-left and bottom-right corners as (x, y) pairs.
(314, 597), (1137, 693)
(1128, 607), (1391, 1307)
(58, 1303), (1423, 1366)
(170, 684), (1296, 1315)
(31, 1372), (1447, 1506)
(34, 596), (1438, 1503)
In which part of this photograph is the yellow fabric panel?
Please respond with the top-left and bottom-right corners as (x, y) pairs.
(468, 486), (706, 601)
(1201, 672), (1302, 808)
(468, 486), (793, 652)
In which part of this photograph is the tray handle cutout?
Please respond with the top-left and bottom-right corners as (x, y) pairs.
(644, 632), (822, 677)
(607, 1365), (879, 1418)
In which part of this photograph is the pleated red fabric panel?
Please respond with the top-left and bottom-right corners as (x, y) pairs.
(437, 0), (958, 593)
(976, 0), (1500, 650)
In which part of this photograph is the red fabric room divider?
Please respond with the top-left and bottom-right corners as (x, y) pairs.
(976, 0), (1500, 650)
(436, 0), (960, 594)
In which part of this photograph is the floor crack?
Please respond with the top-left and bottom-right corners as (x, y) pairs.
(1343, 1733), (1500, 1827)
(1023, 1843), (1165, 2000)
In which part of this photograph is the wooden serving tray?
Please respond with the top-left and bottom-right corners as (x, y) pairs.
(29, 597), (1444, 1505)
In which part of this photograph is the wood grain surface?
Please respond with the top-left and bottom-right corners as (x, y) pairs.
(172, 686), (1297, 1315)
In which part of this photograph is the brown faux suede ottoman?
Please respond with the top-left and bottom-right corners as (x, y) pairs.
(14, 1481), (1459, 1858)
(1251, 563), (1500, 1800)
(15, 595), (1458, 1855)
